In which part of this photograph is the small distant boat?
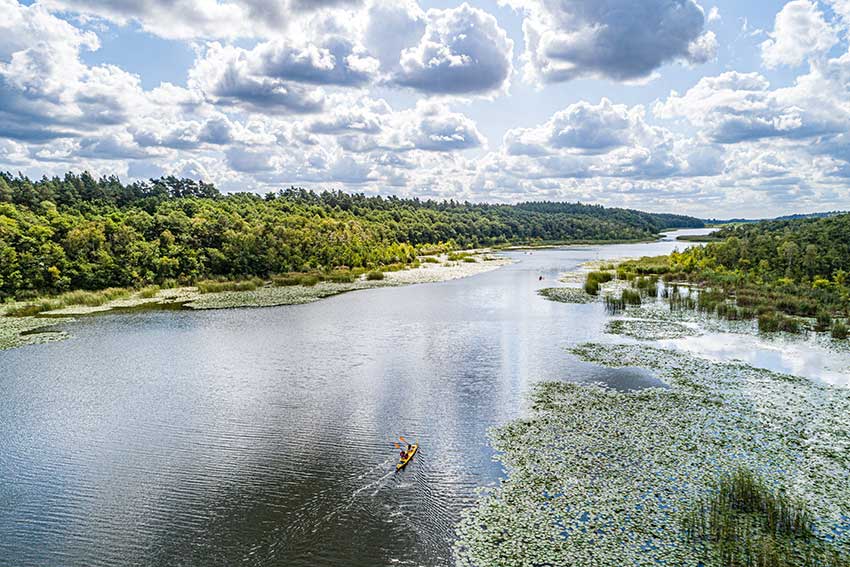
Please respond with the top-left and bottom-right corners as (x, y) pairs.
(396, 444), (418, 471)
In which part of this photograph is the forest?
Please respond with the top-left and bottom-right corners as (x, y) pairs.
(617, 213), (850, 336)
(0, 172), (702, 299)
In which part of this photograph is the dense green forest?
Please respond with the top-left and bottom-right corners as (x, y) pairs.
(619, 213), (850, 336)
(0, 172), (702, 299)
(674, 215), (850, 288)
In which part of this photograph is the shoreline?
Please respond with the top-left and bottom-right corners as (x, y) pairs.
(0, 250), (511, 351)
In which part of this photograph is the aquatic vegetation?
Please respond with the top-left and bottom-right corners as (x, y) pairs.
(448, 252), (474, 262)
(604, 294), (626, 314)
(621, 288), (642, 305)
(584, 271), (615, 295)
(606, 318), (695, 340)
(455, 344), (850, 567)
(832, 321), (848, 339)
(538, 287), (596, 304)
(325, 270), (357, 283)
(196, 278), (265, 294)
(366, 271), (385, 281)
(422, 256), (440, 263)
(758, 312), (802, 334)
(0, 310), (71, 350)
(633, 275), (659, 298)
(462, 257), (478, 263)
(5, 288), (132, 316)
(680, 467), (848, 567)
(603, 289), (642, 314)
(138, 286), (160, 299)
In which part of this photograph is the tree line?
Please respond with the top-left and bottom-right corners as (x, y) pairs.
(0, 172), (702, 299)
(673, 215), (850, 290)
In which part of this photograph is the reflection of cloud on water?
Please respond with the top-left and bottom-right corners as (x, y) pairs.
(657, 333), (850, 387)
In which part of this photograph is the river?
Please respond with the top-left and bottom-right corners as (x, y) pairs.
(1, 228), (845, 567)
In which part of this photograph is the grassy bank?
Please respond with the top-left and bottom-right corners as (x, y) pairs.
(455, 344), (850, 566)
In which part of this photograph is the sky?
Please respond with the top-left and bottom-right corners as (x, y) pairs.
(2, 0), (850, 217)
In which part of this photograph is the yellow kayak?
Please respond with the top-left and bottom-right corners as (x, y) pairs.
(396, 444), (418, 470)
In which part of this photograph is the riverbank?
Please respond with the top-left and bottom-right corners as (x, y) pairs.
(0, 250), (510, 351)
(455, 343), (850, 566)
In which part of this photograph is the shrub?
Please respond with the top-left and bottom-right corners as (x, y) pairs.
(816, 310), (832, 331)
(621, 289), (642, 305)
(366, 271), (384, 281)
(422, 257), (440, 263)
(326, 270), (356, 283)
(138, 286), (160, 298)
(832, 321), (848, 339)
(584, 271), (614, 295)
(196, 278), (263, 294)
(272, 274), (302, 286)
(298, 274), (320, 286)
(462, 257), (477, 263)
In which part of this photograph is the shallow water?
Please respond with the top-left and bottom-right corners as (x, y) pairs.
(1, 228), (843, 567)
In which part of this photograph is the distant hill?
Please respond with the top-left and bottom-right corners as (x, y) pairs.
(707, 211), (847, 224)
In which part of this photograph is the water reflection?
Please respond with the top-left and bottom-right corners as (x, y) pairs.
(659, 332), (850, 386)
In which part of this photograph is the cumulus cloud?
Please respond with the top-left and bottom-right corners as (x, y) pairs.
(303, 97), (484, 153)
(188, 43), (326, 114)
(392, 3), (513, 95)
(363, 0), (426, 70)
(186, 31), (382, 113)
(410, 102), (485, 150)
(493, 98), (722, 186)
(505, 0), (715, 83)
(0, 0), (144, 142)
(761, 0), (837, 68)
(654, 70), (848, 143)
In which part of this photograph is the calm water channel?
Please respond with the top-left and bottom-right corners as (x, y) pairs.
(3, 228), (844, 566)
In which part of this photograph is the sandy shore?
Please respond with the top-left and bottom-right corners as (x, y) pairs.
(0, 250), (511, 350)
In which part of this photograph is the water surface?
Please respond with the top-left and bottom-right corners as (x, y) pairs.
(2, 228), (842, 567)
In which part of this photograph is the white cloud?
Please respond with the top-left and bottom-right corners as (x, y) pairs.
(707, 6), (721, 23)
(0, 0), (145, 142)
(493, 98), (721, 186)
(363, 0), (425, 70)
(393, 3), (513, 95)
(761, 0), (837, 68)
(654, 69), (849, 144)
(504, 0), (715, 83)
(188, 43), (328, 114)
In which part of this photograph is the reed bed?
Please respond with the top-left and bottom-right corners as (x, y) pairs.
(680, 467), (850, 567)
(585, 270), (615, 295)
(196, 278), (265, 294)
(5, 287), (132, 316)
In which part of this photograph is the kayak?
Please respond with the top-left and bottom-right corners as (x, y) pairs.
(396, 444), (418, 471)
